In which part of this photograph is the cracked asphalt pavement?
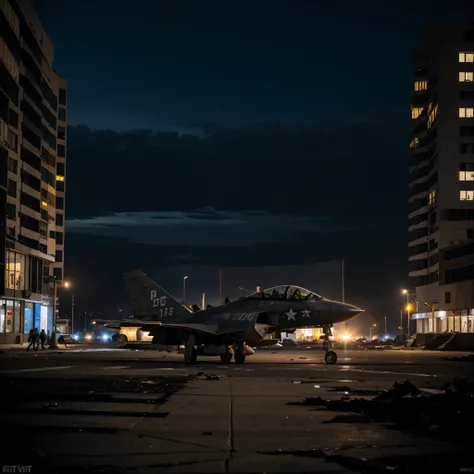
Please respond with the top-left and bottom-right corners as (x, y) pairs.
(0, 346), (473, 473)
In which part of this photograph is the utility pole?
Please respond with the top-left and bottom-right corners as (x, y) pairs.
(201, 293), (205, 309)
(341, 258), (346, 332)
(219, 268), (223, 305)
(71, 293), (75, 334)
(384, 316), (387, 336)
(183, 276), (188, 305)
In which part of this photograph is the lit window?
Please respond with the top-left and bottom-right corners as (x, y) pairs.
(459, 72), (474, 82)
(411, 107), (423, 119)
(459, 107), (474, 118)
(56, 175), (64, 182)
(428, 189), (436, 205)
(459, 171), (474, 181)
(414, 80), (428, 91)
(428, 103), (438, 129)
(410, 137), (420, 149)
(460, 190), (474, 201)
(41, 200), (48, 208)
(459, 52), (474, 63)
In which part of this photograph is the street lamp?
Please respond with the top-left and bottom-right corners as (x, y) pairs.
(405, 303), (413, 337)
(384, 316), (387, 338)
(183, 276), (188, 305)
(369, 323), (376, 340)
(48, 278), (71, 349)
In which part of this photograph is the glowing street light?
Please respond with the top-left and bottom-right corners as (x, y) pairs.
(369, 323), (376, 341)
(48, 278), (72, 349)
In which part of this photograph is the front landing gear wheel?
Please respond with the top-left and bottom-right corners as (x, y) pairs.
(324, 350), (337, 364)
(220, 352), (232, 363)
(234, 353), (246, 364)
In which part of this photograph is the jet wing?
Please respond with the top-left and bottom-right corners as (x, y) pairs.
(90, 319), (123, 329)
(142, 321), (223, 336)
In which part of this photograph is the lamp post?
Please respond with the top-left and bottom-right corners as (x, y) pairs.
(384, 316), (387, 338)
(183, 276), (188, 305)
(369, 323), (376, 341)
(405, 303), (413, 337)
(49, 279), (70, 349)
(71, 293), (75, 334)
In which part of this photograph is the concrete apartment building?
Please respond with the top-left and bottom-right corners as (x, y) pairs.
(0, 0), (67, 343)
(409, 24), (474, 334)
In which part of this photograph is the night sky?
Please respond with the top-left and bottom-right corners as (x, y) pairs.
(33, 0), (471, 328)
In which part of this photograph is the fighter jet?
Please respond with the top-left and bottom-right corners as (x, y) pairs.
(109, 269), (364, 365)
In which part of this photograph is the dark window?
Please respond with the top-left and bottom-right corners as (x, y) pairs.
(58, 108), (66, 122)
(20, 191), (40, 213)
(7, 130), (17, 152)
(19, 17), (43, 64)
(8, 108), (18, 128)
(20, 169), (41, 192)
(59, 88), (67, 106)
(464, 29), (474, 42)
(56, 180), (64, 192)
(8, 157), (17, 174)
(18, 234), (39, 251)
(0, 59), (19, 104)
(56, 197), (64, 210)
(460, 91), (474, 100)
(0, 145), (7, 188)
(20, 213), (40, 233)
(56, 213), (63, 226)
(42, 124), (56, 150)
(0, 90), (8, 123)
(56, 162), (65, 175)
(445, 264), (474, 284)
(6, 202), (16, 220)
(445, 291), (451, 304)
(53, 267), (63, 280)
(21, 49), (42, 86)
(21, 100), (42, 130)
(20, 75), (42, 109)
(41, 167), (54, 187)
(460, 144), (474, 154)
(7, 179), (16, 198)
(21, 146), (41, 172)
(49, 230), (55, 239)
(444, 242), (474, 261)
(55, 250), (63, 262)
(22, 123), (41, 150)
(56, 231), (63, 245)
(41, 103), (56, 130)
(0, 9), (21, 61)
(57, 144), (65, 157)
(41, 80), (57, 111)
(460, 126), (474, 137)
(57, 126), (65, 140)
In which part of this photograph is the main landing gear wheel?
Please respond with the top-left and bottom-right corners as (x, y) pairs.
(324, 350), (337, 364)
(234, 353), (246, 364)
(220, 352), (233, 364)
(184, 335), (198, 364)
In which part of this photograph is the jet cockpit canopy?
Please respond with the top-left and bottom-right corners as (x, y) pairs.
(248, 285), (322, 301)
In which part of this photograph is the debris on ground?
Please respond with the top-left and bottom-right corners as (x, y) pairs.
(441, 353), (474, 362)
(194, 372), (220, 380)
(294, 378), (474, 433)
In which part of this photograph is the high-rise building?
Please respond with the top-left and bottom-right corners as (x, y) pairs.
(0, 0), (67, 343)
(409, 24), (474, 334)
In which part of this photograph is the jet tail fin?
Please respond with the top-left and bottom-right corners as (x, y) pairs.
(123, 269), (190, 320)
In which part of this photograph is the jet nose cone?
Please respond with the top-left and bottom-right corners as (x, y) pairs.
(346, 304), (364, 315)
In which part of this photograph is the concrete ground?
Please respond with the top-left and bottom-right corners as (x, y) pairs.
(0, 346), (473, 473)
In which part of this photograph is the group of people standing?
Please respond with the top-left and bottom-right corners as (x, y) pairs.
(27, 328), (47, 351)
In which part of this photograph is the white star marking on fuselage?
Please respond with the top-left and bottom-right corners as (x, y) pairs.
(285, 309), (297, 320)
(301, 309), (311, 317)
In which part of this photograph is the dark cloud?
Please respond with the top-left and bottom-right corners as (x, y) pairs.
(62, 120), (408, 323)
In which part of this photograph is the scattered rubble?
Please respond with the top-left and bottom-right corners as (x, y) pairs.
(293, 379), (474, 433)
(194, 371), (220, 380)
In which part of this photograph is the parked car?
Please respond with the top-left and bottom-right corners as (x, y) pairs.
(57, 334), (78, 344)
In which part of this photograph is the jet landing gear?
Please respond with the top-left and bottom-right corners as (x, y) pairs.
(220, 346), (233, 364)
(184, 335), (198, 364)
(233, 343), (246, 364)
(322, 325), (337, 365)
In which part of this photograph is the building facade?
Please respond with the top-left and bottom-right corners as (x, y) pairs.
(408, 24), (474, 333)
(0, 0), (67, 343)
